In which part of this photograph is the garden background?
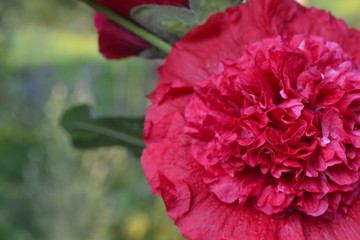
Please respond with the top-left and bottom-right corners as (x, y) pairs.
(0, 0), (360, 239)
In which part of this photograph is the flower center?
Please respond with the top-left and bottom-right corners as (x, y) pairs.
(184, 34), (360, 216)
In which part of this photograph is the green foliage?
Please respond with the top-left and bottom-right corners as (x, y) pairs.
(190, 0), (245, 21)
(131, 0), (246, 45)
(131, 5), (198, 43)
(61, 105), (145, 156)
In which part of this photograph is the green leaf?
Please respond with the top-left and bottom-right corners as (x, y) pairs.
(61, 105), (145, 156)
(163, 21), (198, 39)
(131, 5), (198, 43)
(130, 1), (246, 53)
(190, 0), (246, 23)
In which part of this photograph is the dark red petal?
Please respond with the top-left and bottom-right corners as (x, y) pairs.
(296, 174), (330, 194)
(94, 1), (188, 59)
(286, 8), (360, 67)
(176, 191), (279, 240)
(176, 184), (308, 240)
(321, 109), (348, 142)
(94, 0), (188, 18)
(208, 170), (267, 204)
(158, 174), (192, 220)
(277, 214), (306, 240)
(95, 13), (151, 59)
(325, 165), (358, 186)
(208, 176), (244, 204)
(300, 193), (329, 216)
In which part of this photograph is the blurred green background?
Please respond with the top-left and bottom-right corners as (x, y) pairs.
(0, 0), (359, 240)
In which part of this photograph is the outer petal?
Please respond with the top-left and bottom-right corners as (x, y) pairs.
(176, 189), (278, 240)
(157, 0), (360, 89)
(301, 198), (360, 240)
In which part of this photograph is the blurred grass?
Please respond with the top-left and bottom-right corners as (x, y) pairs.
(306, 0), (360, 28)
(0, 0), (360, 240)
(7, 27), (99, 68)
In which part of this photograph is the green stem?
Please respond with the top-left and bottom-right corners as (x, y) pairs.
(79, 0), (172, 54)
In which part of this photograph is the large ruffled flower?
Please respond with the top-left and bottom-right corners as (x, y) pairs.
(142, 0), (360, 239)
(94, 0), (188, 59)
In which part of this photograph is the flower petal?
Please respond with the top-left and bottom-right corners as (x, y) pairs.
(302, 198), (360, 240)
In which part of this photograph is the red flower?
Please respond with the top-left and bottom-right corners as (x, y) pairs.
(141, 0), (360, 239)
(94, 0), (189, 59)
